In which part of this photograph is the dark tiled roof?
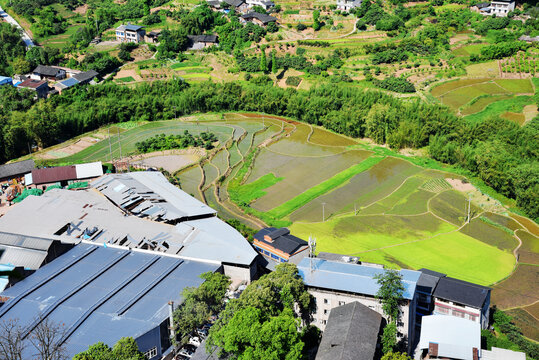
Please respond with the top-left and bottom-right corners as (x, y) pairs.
(17, 79), (48, 89)
(316, 302), (382, 360)
(187, 34), (218, 43)
(417, 268), (446, 295)
(117, 24), (144, 32)
(73, 70), (98, 83)
(253, 227), (307, 255)
(31, 166), (77, 185)
(223, 0), (245, 7)
(33, 65), (62, 77)
(476, 2), (490, 8)
(433, 276), (490, 309)
(241, 12), (277, 24)
(0, 159), (35, 179)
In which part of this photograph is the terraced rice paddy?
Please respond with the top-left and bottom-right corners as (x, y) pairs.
(40, 112), (537, 304)
(430, 78), (534, 116)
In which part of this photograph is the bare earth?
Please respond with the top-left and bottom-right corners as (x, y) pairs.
(132, 150), (202, 173)
(38, 136), (102, 159)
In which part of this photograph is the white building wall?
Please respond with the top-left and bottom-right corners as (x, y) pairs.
(308, 287), (415, 351)
(433, 297), (487, 328)
(490, 0), (515, 17)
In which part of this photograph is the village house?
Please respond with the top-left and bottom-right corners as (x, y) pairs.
(297, 257), (420, 353)
(187, 35), (219, 50)
(31, 65), (66, 81)
(471, 2), (491, 14)
(431, 274), (491, 329)
(489, 0), (515, 16)
(252, 227), (308, 266)
(240, 12), (277, 26)
(73, 70), (99, 85)
(145, 30), (160, 43)
(245, 0), (275, 10)
(336, 0), (362, 11)
(16, 78), (49, 99)
(116, 24), (146, 43)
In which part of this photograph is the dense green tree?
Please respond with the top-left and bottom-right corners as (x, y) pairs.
(207, 264), (312, 359)
(73, 338), (145, 360)
(375, 269), (405, 354)
(382, 352), (412, 360)
(0, 23), (26, 76)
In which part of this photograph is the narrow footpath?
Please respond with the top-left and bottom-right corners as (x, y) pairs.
(0, 6), (34, 47)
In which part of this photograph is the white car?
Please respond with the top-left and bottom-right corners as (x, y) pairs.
(189, 336), (202, 346)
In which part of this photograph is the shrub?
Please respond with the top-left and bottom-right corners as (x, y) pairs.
(285, 76), (301, 86)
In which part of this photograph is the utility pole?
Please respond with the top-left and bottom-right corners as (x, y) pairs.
(322, 202), (326, 222)
(117, 127), (122, 160)
(466, 194), (472, 224)
(108, 127), (113, 163)
(173, 106), (177, 121)
(354, 203), (357, 216)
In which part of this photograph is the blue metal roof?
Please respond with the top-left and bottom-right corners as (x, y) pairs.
(0, 244), (219, 358)
(297, 258), (420, 300)
(58, 77), (79, 88)
(0, 76), (12, 85)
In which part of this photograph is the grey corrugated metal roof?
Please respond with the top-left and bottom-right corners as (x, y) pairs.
(418, 315), (480, 360)
(33, 65), (63, 77)
(0, 244), (219, 359)
(241, 12), (277, 24)
(0, 159), (35, 179)
(0, 246), (47, 269)
(0, 231), (54, 251)
(0, 175), (257, 266)
(433, 277), (490, 309)
(297, 258), (420, 300)
(316, 302), (381, 360)
(93, 172), (216, 222)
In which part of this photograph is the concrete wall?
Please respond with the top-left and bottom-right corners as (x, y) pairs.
(433, 297), (487, 329)
(222, 261), (257, 283)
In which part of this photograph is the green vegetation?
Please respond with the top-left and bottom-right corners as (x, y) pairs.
(0, 23), (27, 76)
(173, 272), (230, 342)
(135, 131), (217, 153)
(73, 337), (145, 360)
(375, 269), (405, 354)
(207, 264), (314, 360)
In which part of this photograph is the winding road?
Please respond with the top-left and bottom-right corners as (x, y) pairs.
(0, 5), (34, 47)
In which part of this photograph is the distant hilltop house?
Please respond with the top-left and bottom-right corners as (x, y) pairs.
(187, 35), (219, 50)
(245, 0), (275, 10)
(16, 78), (49, 99)
(145, 30), (161, 43)
(336, 0), (362, 11)
(519, 35), (539, 42)
(240, 12), (277, 26)
(116, 24), (146, 43)
(54, 70), (99, 93)
(473, 0), (515, 17)
(31, 65), (66, 81)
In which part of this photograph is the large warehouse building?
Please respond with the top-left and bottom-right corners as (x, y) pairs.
(0, 172), (259, 282)
(0, 244), (220, 359)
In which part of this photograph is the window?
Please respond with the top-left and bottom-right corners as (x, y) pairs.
(323, 299), (329, 304)
(338, 301), (346, 306)
(143, 347), (157, 359)
(322, 320), (327, 325)
(323, 309), (328, 315)
(271, 253), (279, 260)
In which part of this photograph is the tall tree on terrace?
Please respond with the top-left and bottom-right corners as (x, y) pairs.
(374, 269), (405, 354)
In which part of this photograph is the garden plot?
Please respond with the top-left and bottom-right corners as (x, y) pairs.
(459, 217), (519, 252)
(515, 229), (539, 265)
(506, 306), (539, 341)
(429, 190), (481, 226)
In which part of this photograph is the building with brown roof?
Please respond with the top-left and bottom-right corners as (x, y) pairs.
(16, 79), (49, 99)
